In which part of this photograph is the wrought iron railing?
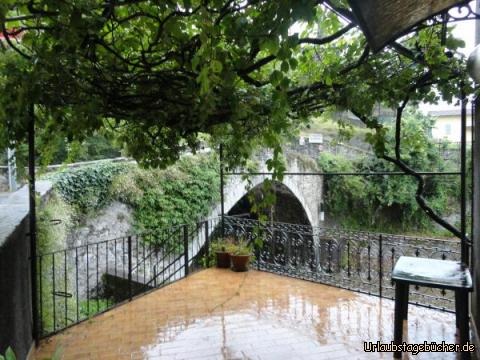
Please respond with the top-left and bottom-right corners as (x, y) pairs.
(37, 215), (459, 338)
(223, 216), (461, 312)
(36, 218), (220, 338)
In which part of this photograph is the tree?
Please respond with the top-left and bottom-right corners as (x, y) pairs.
(0, 0), (475, 235)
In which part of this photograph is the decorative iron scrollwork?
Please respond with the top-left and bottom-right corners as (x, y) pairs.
(223, 216), (460, 312)
(447, 3), (480, 21)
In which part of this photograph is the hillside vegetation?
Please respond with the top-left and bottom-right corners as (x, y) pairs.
(318, 109), (464, 236)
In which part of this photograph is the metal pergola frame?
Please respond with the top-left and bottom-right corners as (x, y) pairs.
(27, 103), (39, 344)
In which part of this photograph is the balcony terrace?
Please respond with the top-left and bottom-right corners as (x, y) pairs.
(34, 268), (457, 360)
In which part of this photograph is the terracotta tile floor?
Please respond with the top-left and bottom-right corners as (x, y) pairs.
(33, 269), (463, 360)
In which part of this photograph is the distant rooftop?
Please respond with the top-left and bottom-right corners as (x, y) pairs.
(429, 109), (461, 116)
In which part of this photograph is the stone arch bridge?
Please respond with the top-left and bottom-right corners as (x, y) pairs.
(211, 149), (324, 229)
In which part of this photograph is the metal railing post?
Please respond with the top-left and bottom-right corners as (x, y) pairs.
(327, 240), (332, 273)
(460, 93), (468, 265)
(128, 236), (132, 301)
(184, 225), (189, 276)
(379, 234), (383, 298)
(256, 245), (260, 270)
(205, 221), (210, 268)
(391, 248), (395, 285)
(220, 144), (225, 238)
(153, 265), (157, 288)
(347, 240), (351, 277)
(367, 243), (371, 281)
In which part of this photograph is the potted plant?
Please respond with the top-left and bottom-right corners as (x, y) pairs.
(212, 237), (235, 268)
(230, 238), (253, 272)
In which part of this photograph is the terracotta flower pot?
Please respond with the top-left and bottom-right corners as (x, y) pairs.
(215, 251), (231, 268)
(230, 254), (251, 272)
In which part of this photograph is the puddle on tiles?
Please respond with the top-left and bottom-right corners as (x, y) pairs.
(139, 287), (456, 359)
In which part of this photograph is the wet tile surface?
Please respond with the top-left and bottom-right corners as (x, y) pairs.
(34, 269), (463, 360)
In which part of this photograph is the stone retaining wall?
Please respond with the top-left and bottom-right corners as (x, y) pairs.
(0, 181), (52, 360)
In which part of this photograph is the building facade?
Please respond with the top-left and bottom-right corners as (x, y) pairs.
(428, 108), (473, 142)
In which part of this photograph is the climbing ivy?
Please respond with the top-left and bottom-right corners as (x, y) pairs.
(49, 162), (130, 214)
(110, 154), (220, 244)
(45, 155), (220, 246)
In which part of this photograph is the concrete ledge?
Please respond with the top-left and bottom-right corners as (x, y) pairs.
(0, 181), (52, 247)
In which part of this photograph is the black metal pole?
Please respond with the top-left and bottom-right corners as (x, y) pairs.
(183, 225), (189, 276)
(461, 94), (468, 265)
(127, 236), (132, 301)
(28, 103), (39, 345)
(473, 97), (479, 276)
(220, 144), (225, 238)
(379, 234), (383, 298)
(472, 103), (475, 264)
(205, 221), (209, 268)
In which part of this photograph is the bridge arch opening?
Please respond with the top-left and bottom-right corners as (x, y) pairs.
(227, 181), (312, 227)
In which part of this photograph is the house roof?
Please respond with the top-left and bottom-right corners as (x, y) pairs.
(429, 109), (461, 116)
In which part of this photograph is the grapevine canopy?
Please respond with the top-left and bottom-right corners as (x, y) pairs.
(0, 0), (474, 169)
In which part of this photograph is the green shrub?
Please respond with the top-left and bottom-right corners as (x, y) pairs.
(110, 166), (144, 206)
(232, 238), (253, 256)
(71, 134), (122, 162)
(44, 154), (220, 248)
(211, 237), (237, 253)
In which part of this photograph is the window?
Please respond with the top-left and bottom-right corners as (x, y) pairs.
(444, 123), (452, 136)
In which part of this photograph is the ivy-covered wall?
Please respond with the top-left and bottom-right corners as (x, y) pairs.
(110, 154), (220, 242)
(41, 154), (220, 248)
